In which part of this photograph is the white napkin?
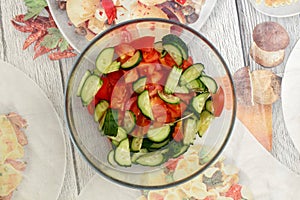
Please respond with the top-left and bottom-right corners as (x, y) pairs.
(225, 120), (300, 199)
(76, 175), (140, 200)
(77, 119), (300, 199)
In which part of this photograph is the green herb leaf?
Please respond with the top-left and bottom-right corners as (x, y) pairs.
(58, 39), (69, 52)
(40, 28), (70, 51)
(24, 0), (48, 20)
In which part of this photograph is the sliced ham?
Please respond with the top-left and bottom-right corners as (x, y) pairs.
(0, 192), (13, 200)
(6, 112), (28, 146)
(5, 159), (27, 172)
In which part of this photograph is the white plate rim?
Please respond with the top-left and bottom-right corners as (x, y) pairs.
(248, 0), (300, 17)
(0, 60), (66, 200)
(46, 0), (217, 53)
(281, 39), (300, 154)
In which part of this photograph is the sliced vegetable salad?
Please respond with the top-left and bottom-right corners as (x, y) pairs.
(77, 34), (224, 167)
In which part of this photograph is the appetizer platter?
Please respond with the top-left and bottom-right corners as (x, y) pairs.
(249, 0), (300, 17)
(47, 0), (217, 52)
(0, 60), (66, 200)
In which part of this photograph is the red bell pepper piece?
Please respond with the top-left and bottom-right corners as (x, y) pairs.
(101, 0), (117, 25)
(175, 0), (186, 5)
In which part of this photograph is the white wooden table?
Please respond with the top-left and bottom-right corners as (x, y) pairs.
(1, 0), (300, 199)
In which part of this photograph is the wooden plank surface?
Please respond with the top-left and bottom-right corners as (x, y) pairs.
(236, 0), (300, 174)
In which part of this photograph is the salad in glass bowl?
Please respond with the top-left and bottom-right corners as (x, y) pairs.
(65, 18), (236, 189)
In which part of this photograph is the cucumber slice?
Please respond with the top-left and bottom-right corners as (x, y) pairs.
(205, 99), (214, 114)
(96, 47), (115, 73)
(80, 75), (102, 106)
(162, 34), (188, 60)
(131, 149), (148, 163)
(102, 109), (119, 137)
(107, 150), (118, 167)
(180, 63), (204, 86)
(131, 137), (143, 152)
(109, 127), (127, 146)
(93, 68), (101, 76)
(121, 50), (142, 69)
(173, 145), (189, 158)
(164, 66), (183, 94)
(163, 44), (183, 66)
(103, 61), (121, 74)
(114, 138), (131, 167)
(183, 118), (197, 145)
(199, 75), (218, 94)
(133, 76), (147, 94)
(154, 41), (167, 57)
(138, 90), (154, 120)
(77, 70), (91, 96)
(144, 138), (170, 150)
(98, 111), (107, 134)
(147, 125), (170, 143)
(148, 139), (170, 151)
(94, 100), (109, 122)
(174, 85), (189, 94)
(160, 50), (167, 58)
(158, 91), (180, 104)
(122, 110), (136, 133)
(168, 142), (189, 158)
(197, 110), (214, 137)
(192, 92), (210, 114)
(186, 79), (201, 90)
(154, 41), (164, 53)
(135, 150), (166, 166)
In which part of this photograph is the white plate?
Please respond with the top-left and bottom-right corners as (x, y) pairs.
(0, 60), (66, 200)
(47, 0), (217, 52)
(249, 0), (300, 17)
(282, 40), (300, 153)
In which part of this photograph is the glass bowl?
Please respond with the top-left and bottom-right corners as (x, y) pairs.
(65, 18), (236, 189)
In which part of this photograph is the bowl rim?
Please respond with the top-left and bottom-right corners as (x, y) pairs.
(65, 18), (237, 190)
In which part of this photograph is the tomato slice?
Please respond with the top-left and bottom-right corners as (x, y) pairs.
(124, 68), (139, 83)
(167, 103), (183, 121)
(87, 98), (97, 115)
(110, 84), (128, 110)
(129, 36), (155, 50)
(175, 92), (195, 105)
(115, 43), (135, 57)
(159, 53), (177, 67)
(95, 77), (111, 101)
(211, 86), (225, 117)
(149, 70), (164, 86)
(137, 62), (156, 77)
(142, 48), (159, 63)
(150, 96), (170, 123)
(146, 83), (163, 97)
(172, 121), (184, 142)
(107, 70), (124, 86)
(181, 57), (193, 71)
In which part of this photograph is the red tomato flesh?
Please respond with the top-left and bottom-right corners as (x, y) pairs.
(211, 86), (225, 117)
